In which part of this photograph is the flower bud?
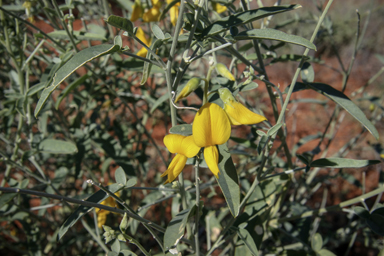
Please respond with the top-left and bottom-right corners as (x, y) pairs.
(175, 78), (201, 103)
(216, 63), (235, 81)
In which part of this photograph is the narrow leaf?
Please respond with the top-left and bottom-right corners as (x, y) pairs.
(237, 228), (259, 256)
(291, 82), (379, 139)
(150, 93), (169, 113)
(202, 5), (301, 37)
(38, 139), (78, 154)
(216, 143), (240, 217)
(48, 30), (106, 40)
(310, 158), (380, 168)
(34, 43), (121, 117)
(164, 206), (196, 254)
(267, 123), (283, 137)
(234, 29), (316, 50)
(55, 74), (89, 109)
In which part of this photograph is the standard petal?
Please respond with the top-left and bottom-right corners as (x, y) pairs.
(164, 134), (185, 154)
(208, 103), (231, 145)
(193, 103), (231, 147)
(193, 103), (213, 147)
(224, 101), (267, 125)
(181, 135), (201, 158)
(161, 154), (187, 184)
(204, 146), (220, 177)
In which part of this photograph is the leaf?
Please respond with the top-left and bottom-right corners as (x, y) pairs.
(169, 124), (192, 136)
(300, 62), (314, 82)
(152, 24), (165, 40)
(316, 249), (337, 256)
(267, 123), (283, 137)
(34, 41), (121, 117)
(140, 39), (163, 85)
(164, 206), (196, 254)
(216, 143), (240, 217)
(367, 208), (384, 236)
(311, 233), (323, 252)
(105, 15), (134, 34)
(291, 82), (379, 139)
(202, 5), (301, 37)
(150, 93), (169, 113)
(234, 29), (316, 50)
(237, 228), (259, 256)
(58, 183), (124, 240)
(115, 167), (127, 186)
(38, 139), (78, 154)
(47, 30), (106, 40)
(310, 158), (380, 168)
(354, 206), (370, 220)
(55, 74), (89, 109)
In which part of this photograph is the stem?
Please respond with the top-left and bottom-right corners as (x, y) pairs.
(81, 218), (110, 253)
(194, 157), (201, 255)
(274, 185), (384, 223)
(51, 0), (79, 52)
(276, 0), (334, 126)
(0, 186), (166, 233)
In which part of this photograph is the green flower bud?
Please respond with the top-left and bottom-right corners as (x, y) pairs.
(119, 213), (129, 233)
(175, 77), (201, 103)
(216, 63), (235, 81)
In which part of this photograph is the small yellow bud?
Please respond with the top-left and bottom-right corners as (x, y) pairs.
(212, 2), (227, 14)
(216, 63), (235, 81)
(175, 78), (201, 103)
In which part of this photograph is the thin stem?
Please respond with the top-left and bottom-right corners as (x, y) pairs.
(0, 186), (166, 233)
(194, 157), (201, 255)
(81, 218), (110, 253)
(274, 185), (384, 223)
(276, 0), (334, 126)
(0, 7), (65, 51)
(51, 0), (79, 52)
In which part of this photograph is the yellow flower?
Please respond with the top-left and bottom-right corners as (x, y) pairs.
(97, 193), (119, 228)
(143, 0), (162, 22)
(212, 2), (227, 14)
(167, 0), (180, 26)
(135, 27), (151, 57)
(162, 134), (200, 184)
(218, 88), (267, 125)
(192, 103), (231, 177)
(175, 78), (201, 103)
(130, 0), (144, 21)
(216, 63), (235, 81)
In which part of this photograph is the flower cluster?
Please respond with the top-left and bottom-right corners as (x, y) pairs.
(162, 67), (267, 184)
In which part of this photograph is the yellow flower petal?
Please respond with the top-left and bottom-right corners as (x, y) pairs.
(204, 146), (220, 177)
(169, 2), (180, 27)
(130, 1), (143, 21)
(192, 103), (231, 147)
(212, 2), (227, 14)
(135, 27), (151, 57)
(175, 78), (201, 103)
(143, 6), (161, 22)
(164, 134), (200, 157)
(219, 88), (267, 125)
(161, 154), (188, 184)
